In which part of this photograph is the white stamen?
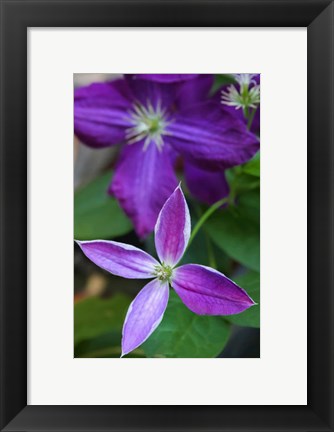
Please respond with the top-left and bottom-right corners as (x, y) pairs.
(221, 74), (260, 111)
(154, 264), (173, 282)
(233, 73), (258, 90)
(125, 100), (171, 152)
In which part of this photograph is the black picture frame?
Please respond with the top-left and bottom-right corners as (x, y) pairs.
(1, 0), (333, 431)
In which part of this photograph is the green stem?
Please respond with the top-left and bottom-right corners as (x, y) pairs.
(243, 106), (249, 120)
(187, 196), (229, 249)
(205, 234), (217, 269)
(247, 107), (257, 130)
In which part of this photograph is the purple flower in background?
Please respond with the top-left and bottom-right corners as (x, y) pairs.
(75, 74), (259, 237)
(76, 185), (255, 357)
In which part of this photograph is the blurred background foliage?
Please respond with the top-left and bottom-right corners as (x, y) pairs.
(74, 73), (260, 358)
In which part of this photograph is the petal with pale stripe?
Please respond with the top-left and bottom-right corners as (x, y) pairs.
(122, 279), (169, 356)
(154, 185), (191, 267)
(172, 264), (255, 315)
(76, 240), (158, 279)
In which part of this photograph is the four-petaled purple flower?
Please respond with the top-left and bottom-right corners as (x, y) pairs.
(75, 74), (259, 237)
(76, 185), (255, 357)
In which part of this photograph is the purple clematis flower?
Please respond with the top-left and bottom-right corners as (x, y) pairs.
(75, 74), (259, 237)
(76, 185), (255, 357)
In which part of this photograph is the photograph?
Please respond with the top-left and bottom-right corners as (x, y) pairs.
(73, 73), (260, 358)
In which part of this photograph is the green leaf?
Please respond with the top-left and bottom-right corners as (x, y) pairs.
(75, 331), (145, 358)
(205, 191), (260, 271)
(74, 293), (131, 346)
(210, 74), (236, 94)
(226, 169), (260, 195)
(225, 271), (260, 328)
(180, 221), (232, 274)
(180, 228), (214, 266)
(242, 151), (260, 177)
(74, 172), (132, 240)
(237, 189), (260, 223)
(141, 291), (231, 358)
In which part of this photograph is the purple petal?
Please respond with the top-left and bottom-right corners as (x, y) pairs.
(74, 79), (132, 148)
(133, 74), (199, 83)
(76, 240), (158, 279)
(109, 142), (178, 238)
(122, 279), (169, 356)
(222, 104), (260, 135)
(175, 75), (214, 110)
(184, 162), (229, 205)
(172, 264), (255, 315)
(166, 101), (259, 168)
(124, 75), (178, 110)
(155, 185), (190, 267)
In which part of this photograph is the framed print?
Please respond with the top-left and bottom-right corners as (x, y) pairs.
(0, 0), (333, 431)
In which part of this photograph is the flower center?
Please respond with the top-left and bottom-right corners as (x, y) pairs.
(221, 84), (260, 111)
(154, 263), (173, 282)
(126, 100), (171, 152)
(221, 74), (260, 113)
